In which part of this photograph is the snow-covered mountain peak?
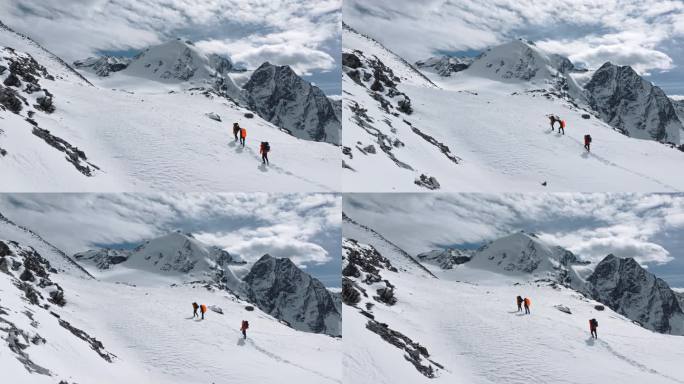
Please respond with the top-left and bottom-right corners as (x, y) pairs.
(468, 231), (587, 281)
(415, 55), (473, 77)
(73, 56), (131, 77)
(74, 231), (243, 283)
(123, 39), (236, 83)
(464, 39), (573, 83)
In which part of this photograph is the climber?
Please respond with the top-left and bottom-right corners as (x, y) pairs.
(240, 127), (247, 147)
(200, 304), (207, 320)
(192, 302), (199, 318)
(548, 115), (560, 131)
(260, 141), (270, 165)
(589, 318), (598, 339)
(584, 134), (592, 152)
(241, 320), (249, 339)
(516, 295), (524, 312)
(523, 297), (531, 314)
(232, 123), (241, 142)
(559, 119), (566, 135)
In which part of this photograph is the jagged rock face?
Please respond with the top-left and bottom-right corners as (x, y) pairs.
(586, 254), (684, 335)
(243, 254), (341, 336)
(243, 62), (341, 145)
(585, 62), (682, 144)
(73, 56), (130, 77)
(417, 248), (473, 269)
(415, 56), (472, 77)
(73, 249), (129, 269)
(0, 240), (64, 307)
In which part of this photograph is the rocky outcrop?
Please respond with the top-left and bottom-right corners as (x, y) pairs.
(73, 56), (130, 77)
(585, 62), (682, 144)
(243, 62), (341, 145)
(417, 248), (473, 269)
(585, 254), (684, 335)
(415, 55), (472, 76)
(243, 254), (341, 336)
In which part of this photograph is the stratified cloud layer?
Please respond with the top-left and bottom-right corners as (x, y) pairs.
(344, 193), (684, 266)
(0, 0), (340, 76)
(0, 193), (341, 268)
(344, 0), (684, 75)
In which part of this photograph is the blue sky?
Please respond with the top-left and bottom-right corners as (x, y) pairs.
(0, 193), (342, 287)
(0, 0), (341, 94)
(344, 193), (684, 288)
(344, 0), (684, 96)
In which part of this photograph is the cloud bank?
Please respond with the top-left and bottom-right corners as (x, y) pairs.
(0, 0), (341, 76)
(0, 193), (341, 268)
(344, 193), (684, 266)
(344, 0), (684, 76)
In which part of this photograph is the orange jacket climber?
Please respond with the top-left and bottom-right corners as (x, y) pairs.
(240, 128), (247, 138)
(200, 304), (207, 319)
(524, 298), (531, 307)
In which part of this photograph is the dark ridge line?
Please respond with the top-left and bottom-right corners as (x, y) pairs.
(342, 212), (437, 278)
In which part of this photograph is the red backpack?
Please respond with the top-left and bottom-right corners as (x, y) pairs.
(242, 320), (249, 330)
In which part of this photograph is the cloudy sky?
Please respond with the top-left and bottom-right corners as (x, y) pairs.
(0, 0), (341, 94)
(0, 193), (341, 287)
(344, 193), (684, 288)
(344, 0), (684, 95)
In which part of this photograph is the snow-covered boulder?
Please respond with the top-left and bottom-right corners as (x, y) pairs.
(243, 254), (341, 336)
(243, 62), (341, 145)
(585, 62), (682, 144)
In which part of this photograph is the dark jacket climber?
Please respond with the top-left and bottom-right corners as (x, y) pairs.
(589, 318), (598, 339)
(233, 123), (241, 142)
(241, 320), (249, 339)
(516, 296), (524, 312)
(192, 302), (199, 318)
(548, 115), (560, 131)
(260, 142), (270, 165)
(584, 134), (592, 152)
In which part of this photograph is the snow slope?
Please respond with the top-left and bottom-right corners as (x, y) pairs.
(342, 213), (684, 384)
(342, 25), (684, 192)
(1, 218), (341, 383)
(0, 21), (338, 192)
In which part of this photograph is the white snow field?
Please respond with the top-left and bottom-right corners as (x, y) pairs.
(342, 214), (684, 384)
(0, 22), (338, 192)
(0, 218), (341, 384)
(342, 25), (684, 192)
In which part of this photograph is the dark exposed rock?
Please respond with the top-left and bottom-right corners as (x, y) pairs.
(243, 254), (341, 336)
(585, 62), (681, 143)
(0, 85), (25, 113)
(244, 62), (340, 144)
(366, 319), (439, 378)
(31, 126), (97, 176)
(414, 174), (440, 190)
(594, 305), (605, 311)
(244, 112), (254, 118)
(342, 277), (361, 305)
(58, 318), (116, 362)
(342, 52), (362, 69)
(35, 94), (55, 113)
(3, 72), (21, 87)
(586, 254), (684, 334)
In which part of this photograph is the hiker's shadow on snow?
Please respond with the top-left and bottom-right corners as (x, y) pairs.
(585, 338), (595, 346)
(507, 310), (519, 314)
(236, 146), (244, 154)
(580, 151), (590, 159)
(228, 141), (237, 147)
(237, 338), (246, 346)
(258, 164), (268, 172)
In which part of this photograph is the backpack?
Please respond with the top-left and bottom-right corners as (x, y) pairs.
(591, 319), (598, 327)
(262, 142), (270, 152)
(242, 320), (249, 329)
